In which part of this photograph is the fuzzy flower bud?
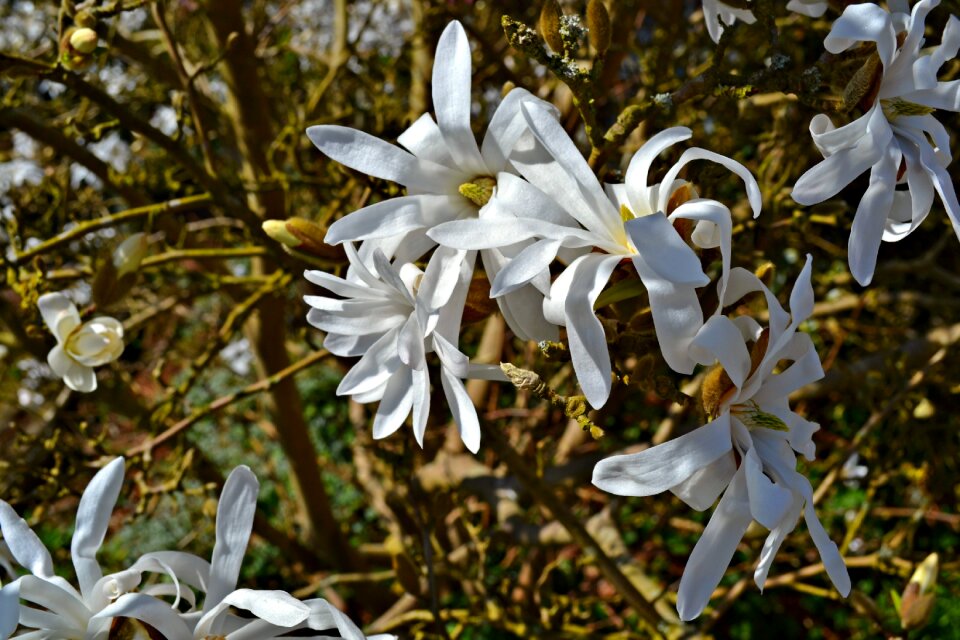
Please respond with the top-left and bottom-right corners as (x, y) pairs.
(539, 0), (565, 54)
(69, 27), (99, 54)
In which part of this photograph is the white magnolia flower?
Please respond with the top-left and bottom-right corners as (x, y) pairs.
(432, 104), (761, 408)
(306, 20), (559, 342)
(792, 0), (960, 285)
(0, 457), (179, 639)
(305, 244), (498, 453)
(38, 292), (123, 392)
(592, 256), (850, 620)
(702, 0), (827, 43)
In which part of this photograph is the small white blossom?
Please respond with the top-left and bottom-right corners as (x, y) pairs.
(38, 292), (124, 392)
(792, 0), (960, 285)
(592, 257), (850, 620)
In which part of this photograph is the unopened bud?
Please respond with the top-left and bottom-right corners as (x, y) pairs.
(900, 552), (938, 630)
(701, 365), (734, 418)
(586, 0), (611, 55)
(113, 233), (148, 277)
(262, 217), (337, 260)
(69, 27), (99, 54)
(539, 0), (565, 54)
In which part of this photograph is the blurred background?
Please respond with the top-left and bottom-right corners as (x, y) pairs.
(1, 0), (959, 637)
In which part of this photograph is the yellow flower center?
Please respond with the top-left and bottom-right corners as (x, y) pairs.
(458, 176), (497, 207)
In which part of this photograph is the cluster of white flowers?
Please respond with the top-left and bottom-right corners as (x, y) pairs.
(0, 459), (393, 639)
(302, 17), (864, 618)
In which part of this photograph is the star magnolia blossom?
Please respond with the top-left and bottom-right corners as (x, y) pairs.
(432, 104), (761, 408)
(792, 0), (960, 285)
(306, 20), (563, 342)
(39, 292), (123, 393)
(702, 0), (827, 43)
(0, 461), (390, 639)
(592, 256), (851, 620)
(304, 244), (499, 453)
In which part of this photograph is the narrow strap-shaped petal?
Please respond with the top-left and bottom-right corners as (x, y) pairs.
(302, 598), (367, 640)
(195, 589), (310, 638)
(689, 316), (752, 389)
(656, 147), (762, 218)
(92, 592), (192, 640)
(791, 127), (891, 205)
(625, 213), (708, 286)
(630, 253), (704, 375)
(481, 88), (556, 172)
(13, 575), (90, 633)
(676, 465), (753, 621)
(432, 21), (487, 176)
(410, 367), (431, 448)
(206, 467), (259, 610)
(519, 102), (621, 240)
(71, 457), (125, 601)
(372, 367), (414, 440)
(754, 493), (803, 590)
(848, 148), (900, 285)
(491, 239), (562, 298)
(372, 249), (416, 306)
(0, 503), (53, 579)
(337, 328), (401, 396)
(564, 254), (620, 408)
(624, 127), (691, 213)
(593, 413), (733, 497)
(306, 125), (462, 193)
(324, 195), (431, 245)
(494, 171), (579, 228)
(418, 245), (468, 313)
(397, 113), (455, 166)
(0, 581), (19, 639)
(742, 446), (792, 530)
(440, 366), (481, 453)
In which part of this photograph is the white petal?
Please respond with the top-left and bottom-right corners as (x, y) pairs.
(199, 588), (309, 635)
(670, 452), (737, 511)
(71, 457), (125, 600)
(494, 171), (580, 228)
(689, 316), (752, 389)
(14, 575), (90, 632)
(0, 582), (19, 639)
(397, 113), (455, 166)
(824, 2), (896, 67)
(791, 140), (886, 206)
(411, 367), (431, 448)
(656, 147), (762, 218)
(519, 102), (621, 239)
(624, 127), (692, 213)
(481, 88), (556, 171)
(338, 329), (402, 396)
(676, 466), (753, 621)
(207, 466), (259, 609)
(432, 21), (487, 175)
(0, 503), (53, 578)
(305, 125), (462, 193)
(630, 253), (703, 375)
(303, 270), (378, 300)
(593, 414), (732, 496)
(93, 592), (192, 640)
(441, 366), (481, 453)
(371, 249), (416, 306)
(491, 239), (562, 297)
(742, 446), (792, 530)
(325, 196), (430, 245)
(418, 245), (468, 312)
(303, 598), (367, 640)
(754, 495), (803, 590)
(625, 213), (708, 286)
(564, 254), (620, 408)
(373, 368), (414, 440)
(37, 292), (80, 342)
(848, 148), (900, 285)
(802, 497), (852, 597)
(306, 305), (406, 337)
